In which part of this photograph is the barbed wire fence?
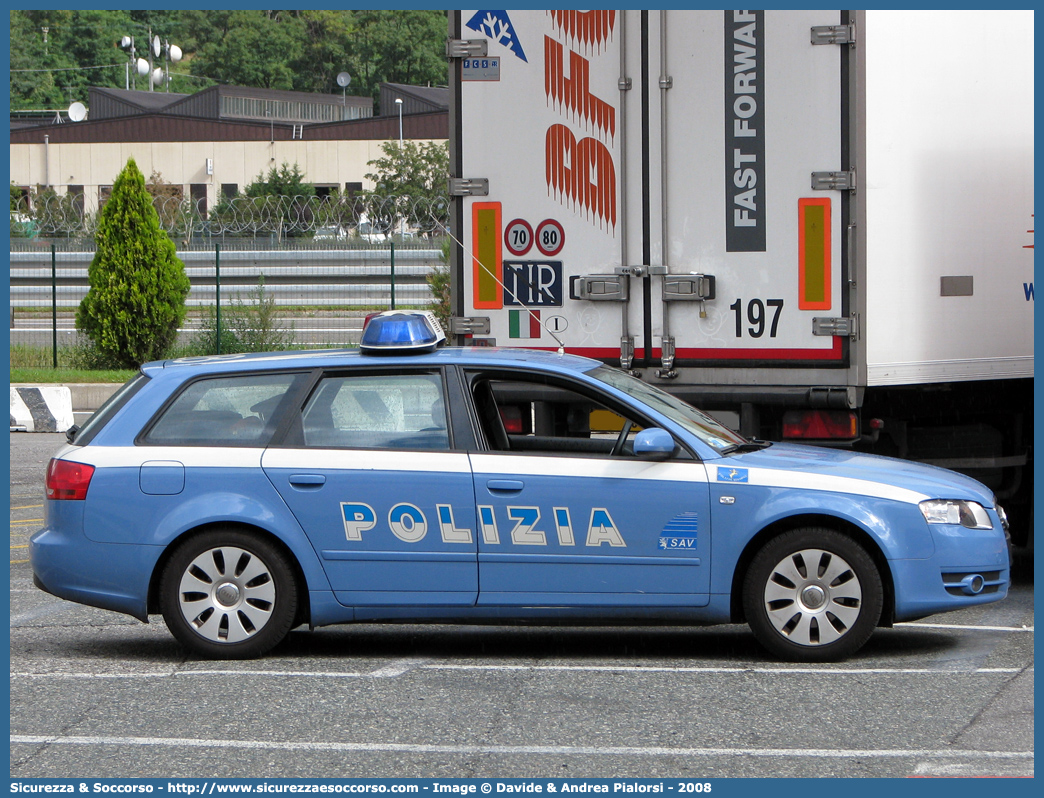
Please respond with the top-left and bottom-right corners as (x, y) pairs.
(10, 192), (450, 241)
(10, 194), (452, 364)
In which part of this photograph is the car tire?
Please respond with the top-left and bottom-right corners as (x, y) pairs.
(160, 528), (298, 659)
(743, 528), (883, 662)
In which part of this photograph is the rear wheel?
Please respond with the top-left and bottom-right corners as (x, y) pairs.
(160, 529), (298, 659)
(743, 528), (883, 662)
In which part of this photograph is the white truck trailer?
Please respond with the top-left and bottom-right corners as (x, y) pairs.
(446, 10), (1034, 544)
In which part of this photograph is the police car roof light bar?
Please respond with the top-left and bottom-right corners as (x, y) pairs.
(359, 311), (447, 355)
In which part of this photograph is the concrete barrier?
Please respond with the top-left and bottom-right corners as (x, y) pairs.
(10, 386), (75, 432)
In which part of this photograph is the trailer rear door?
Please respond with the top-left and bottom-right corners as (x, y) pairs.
(454, 10), (848, 372)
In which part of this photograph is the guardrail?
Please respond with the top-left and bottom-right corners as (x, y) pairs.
(10, 246), (441, 309)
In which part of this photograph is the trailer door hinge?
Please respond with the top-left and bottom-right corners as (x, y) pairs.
(813, 316), (858, 339)
(449, 316), (491, 335)
(811, 170), (856, 191)
(448, 178), (489, 197)
(446, 38), (488, 59)
(811, 24), (855, 46)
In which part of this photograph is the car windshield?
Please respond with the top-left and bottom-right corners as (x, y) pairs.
(588, 365), (747, 453)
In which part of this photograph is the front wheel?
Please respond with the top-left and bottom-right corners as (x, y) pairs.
(743, 528), (883, 662)
(160, 529), (298, 659)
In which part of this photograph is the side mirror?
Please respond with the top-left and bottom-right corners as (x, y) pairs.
(633, 427), (676, 457)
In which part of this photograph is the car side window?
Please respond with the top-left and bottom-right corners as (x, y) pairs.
(470, 374), (646, 458)
(301, 372), (449, 450)
(144, 373), (298, 447)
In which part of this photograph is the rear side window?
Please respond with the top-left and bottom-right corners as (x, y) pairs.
(144, 373), (299, 447)
(72, 373), (149, 446)
(301, 372), (449, 450)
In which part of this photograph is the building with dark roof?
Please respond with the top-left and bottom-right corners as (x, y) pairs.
(88, 84), (374, 124)
(10, 83), (447, 217)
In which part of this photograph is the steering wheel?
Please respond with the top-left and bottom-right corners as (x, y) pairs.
(611, 420), (634, 457)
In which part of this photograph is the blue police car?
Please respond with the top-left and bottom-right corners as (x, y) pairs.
(31, 311), (1010, 661)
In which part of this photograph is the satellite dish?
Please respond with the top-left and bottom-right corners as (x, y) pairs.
(120, 36), (132, 50)
(336, 72), (352, 88)
(152, 35), (161, 57)
(152, 68), (165, 85)
(136, 58), (150, 77)
(67, 102), (87, 122)
(169, 44), (182, 63)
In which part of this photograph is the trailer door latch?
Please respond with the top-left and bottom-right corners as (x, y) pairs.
(570, 274), (629, 301)
(662, 274), (715, 302)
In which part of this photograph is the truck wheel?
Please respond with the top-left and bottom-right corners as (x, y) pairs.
(160, 529), (298, 659)
(743, 528), (883, 662)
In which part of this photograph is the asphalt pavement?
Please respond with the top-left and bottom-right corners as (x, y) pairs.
(8, 433), (1035, 779)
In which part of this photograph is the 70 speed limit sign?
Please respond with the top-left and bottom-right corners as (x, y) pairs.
(504, 219), (534, 256)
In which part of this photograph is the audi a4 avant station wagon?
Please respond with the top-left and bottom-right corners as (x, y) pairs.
(31, 311), (1011, 660)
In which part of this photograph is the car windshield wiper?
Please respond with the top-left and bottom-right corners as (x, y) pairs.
(720, 439), (773, 455)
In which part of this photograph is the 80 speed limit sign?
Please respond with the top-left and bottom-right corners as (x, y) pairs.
(535, 219), (565, 256)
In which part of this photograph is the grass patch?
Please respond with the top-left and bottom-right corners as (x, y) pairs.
(11, 367), (137, 384)
(10, 344), (134, 383)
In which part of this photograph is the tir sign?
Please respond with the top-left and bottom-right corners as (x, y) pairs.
(503, 261), (564, 307)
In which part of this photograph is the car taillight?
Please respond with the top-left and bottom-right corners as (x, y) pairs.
(499, 406), (524, 434)
(782, 410), (858, 441)
(46, 458), (95, 500)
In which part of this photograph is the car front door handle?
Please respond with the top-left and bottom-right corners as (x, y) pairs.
(289, 474), (326, 489)
(486, 479), (524, 495)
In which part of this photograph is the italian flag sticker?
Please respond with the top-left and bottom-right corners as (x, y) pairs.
(509, 309), (541, 339)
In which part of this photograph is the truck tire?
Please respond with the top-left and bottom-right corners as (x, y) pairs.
(160, 528), (298, 659)
(743, 528), (883, 662)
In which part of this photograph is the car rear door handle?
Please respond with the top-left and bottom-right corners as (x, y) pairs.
(486, 479), (524, 495)
(289, 474), (326, 489)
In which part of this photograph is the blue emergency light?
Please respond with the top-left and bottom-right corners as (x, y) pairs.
(359, 310), (447, 354)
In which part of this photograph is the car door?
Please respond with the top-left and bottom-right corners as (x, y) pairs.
(465, 370), (712, 608)
(262, 368), (478, 607)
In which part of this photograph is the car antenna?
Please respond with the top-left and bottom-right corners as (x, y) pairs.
(431, 216), (566, 354)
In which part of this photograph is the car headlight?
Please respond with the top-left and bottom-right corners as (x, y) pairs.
(919, 499), (993, 529)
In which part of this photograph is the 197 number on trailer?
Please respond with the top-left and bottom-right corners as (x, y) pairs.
(730, 298), (784, 338)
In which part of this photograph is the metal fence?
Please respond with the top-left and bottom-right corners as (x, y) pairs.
(10, 195), (449, 356)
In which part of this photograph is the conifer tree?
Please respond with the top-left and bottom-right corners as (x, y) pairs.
(77, 158), (190, 367)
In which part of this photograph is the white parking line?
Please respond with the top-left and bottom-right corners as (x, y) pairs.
(10, 665), (1025, 680)
(423, 664), (1025, 675)
(896, 621), (1033, 633)
(9, 734), (1035, 762)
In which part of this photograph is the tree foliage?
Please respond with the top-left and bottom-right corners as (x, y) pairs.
(244, 162), (315, 199)
(77, 158), (190, 368)
(10, 10), (448, 110)
(210, 162), (317, 239)
(365, 140), (449, 229)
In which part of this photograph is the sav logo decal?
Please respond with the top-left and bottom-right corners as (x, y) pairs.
(659, 511), (699, 551)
